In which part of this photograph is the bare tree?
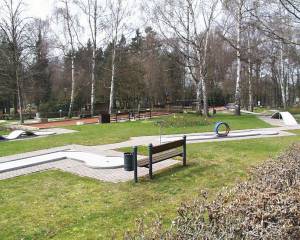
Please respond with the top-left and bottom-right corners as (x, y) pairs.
(75, 0), (104, 116)
(247, 29), (254, 112)
(55, 0), (81, 118)
(145, 0), (219, 117)
(255, 1), (294, 109)
(221, 0), (249, 115)
(0, 0), (30, 123)
(106, 0), (130, 114)
(279, 0), (300, 21)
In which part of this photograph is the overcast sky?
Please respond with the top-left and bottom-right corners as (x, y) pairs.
(22, 0), (223, 50)
(25, 0), (56, 19)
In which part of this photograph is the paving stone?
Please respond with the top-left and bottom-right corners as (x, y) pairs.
(0, 158), (180, 183)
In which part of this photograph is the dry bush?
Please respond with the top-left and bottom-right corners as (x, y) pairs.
(126, 144), (300, 240)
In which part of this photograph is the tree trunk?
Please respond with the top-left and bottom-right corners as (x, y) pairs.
(297, 68), (300, 102)
(90, 46), (96, 116)
(90, 0), (98, 116)
(279, 44), (287, 109)
(235, 1), (242, 116)
(15, 66), (23, 124)
(247, 38), (253, 112)
(201, 76), (208, 117)
(271, 57), (278, 108)
(201, 28), (210, 118)
(68, 56), (75, 118)
(109, 41), (116, 114)
(290, 66), (296, 104)
(196, 80), (202, 115)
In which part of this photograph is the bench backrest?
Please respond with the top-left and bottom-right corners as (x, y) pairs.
(152, 139), (184, 154)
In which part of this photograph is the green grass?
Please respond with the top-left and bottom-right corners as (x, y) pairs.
(288, 107), (300, 115)
(0, 114), (270, 157)
(1, 134), (300, 239)
(293, 114), (300, 122)
(0, 130), (8, 135)
(253, 106), (269, 113)
(289, 129), (300, 135)
(0, 122), (8, 135)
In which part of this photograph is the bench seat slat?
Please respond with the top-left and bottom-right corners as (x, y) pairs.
(138, 149), (182, 167)
(152, 140), (184, 154)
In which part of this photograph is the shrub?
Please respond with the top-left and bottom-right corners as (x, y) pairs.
(126, 144), (300, 239)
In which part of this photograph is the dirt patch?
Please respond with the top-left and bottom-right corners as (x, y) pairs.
(26, 117), (99, 129)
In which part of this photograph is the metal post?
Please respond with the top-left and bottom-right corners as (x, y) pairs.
(159, 124), (162, 144)
(149, 109), (152, 119)
(183, 135), (187, 166)
(149, 144), (153, 179)
(133, 146), (138, 183)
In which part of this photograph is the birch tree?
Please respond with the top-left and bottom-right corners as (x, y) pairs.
(247, 29), (254, 111)
(106, 0), (130, 114)
(221, 0), (248, 115)
(234, 0), (243, 115)
(145, 0), (219, 117)
(278, 4), (292, 109)
(55, 0), (81, 118)
(245, 2), (260, 112)
(0, 0), (29, 123)
(75, 0), (104, 116)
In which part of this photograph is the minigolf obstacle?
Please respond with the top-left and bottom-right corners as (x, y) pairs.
(271, 112), (298, 126)
(214, 122), (231, 137)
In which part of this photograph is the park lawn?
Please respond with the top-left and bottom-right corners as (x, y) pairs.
(0, 122), (9, 135)
(288, 107), (300, 115)
(253, 106), (269, 113)
(0, 130), (8, 135)
(289, 129), (300, 135)
(0, 113), (271, 157)
(293, 114), (300, 122)
(0, 134), (299, 239)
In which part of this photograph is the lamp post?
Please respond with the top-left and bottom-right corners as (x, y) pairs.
(156, 120), (165, 144)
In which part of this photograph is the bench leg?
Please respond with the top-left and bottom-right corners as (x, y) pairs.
(149, 144), (153, 179)
(133, 146), (138, 183)
(183, 135), (187, 166)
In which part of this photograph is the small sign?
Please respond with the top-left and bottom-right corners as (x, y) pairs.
(258, 101), (261, 106)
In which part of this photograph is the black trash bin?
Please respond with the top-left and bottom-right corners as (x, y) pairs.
(124, 152), (134, 171)
(99, 112), (110, 123)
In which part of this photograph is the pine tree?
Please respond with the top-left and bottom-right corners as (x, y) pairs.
(31, 30), (51, 111)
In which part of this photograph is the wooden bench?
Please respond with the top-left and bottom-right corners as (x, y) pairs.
(132, 136), (187, 182)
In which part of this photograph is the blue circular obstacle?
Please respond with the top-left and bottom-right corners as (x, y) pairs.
(214, 122), (230, 137)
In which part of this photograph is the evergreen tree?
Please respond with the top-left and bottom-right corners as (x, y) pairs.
(31, 30), (51, 110)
